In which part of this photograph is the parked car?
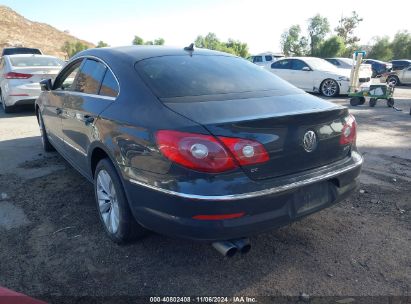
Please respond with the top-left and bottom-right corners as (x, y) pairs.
(269, 57), (363, 97)
(35, 46), (362, 255)
(381, 65), (411, 86)
(248, 52), (284, 68)
(1, 47), (42, 56)
(0, 54), (64, 112)
(362, 59), (392, 77)
(389, 59), (411, 71)
(325, 57), (372, 82)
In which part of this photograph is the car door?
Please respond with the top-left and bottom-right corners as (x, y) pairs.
(403, 66), (411, 83)
(270, 59), (292, 82)
(42, 59), (84, 149)
(61, 58), (116, 172)
(288, 59), (312, 90)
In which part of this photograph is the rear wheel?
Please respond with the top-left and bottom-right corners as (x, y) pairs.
(369, 98), (377, 107)
(387, 98), (394, 108)
(320, 79), (339, 97)
(387, 75), (400, 87)
(0, 92), (13, 113)
(38, 113), (54, 152)
(350, 97), (361, 106)
(359, 97), (366, 105)
(94, 158), (147, 243)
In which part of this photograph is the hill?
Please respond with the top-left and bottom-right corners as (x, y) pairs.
(0, 5), (94, 59)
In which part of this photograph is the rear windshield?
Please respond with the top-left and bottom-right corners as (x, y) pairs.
(10, 57), (64, 67)
(3, 48), (42, 55)
(135, 55), (293, 98)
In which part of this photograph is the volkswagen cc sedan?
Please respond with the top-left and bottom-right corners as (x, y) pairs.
(35, 46), (362, 253)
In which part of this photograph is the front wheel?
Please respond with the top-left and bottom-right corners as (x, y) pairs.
(39, 113), (54, 152)
(94, 158), (147, 244)
(320, 79), (339, 97)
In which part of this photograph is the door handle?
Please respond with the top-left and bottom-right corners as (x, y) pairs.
(56, 108), (62, 115)
(84, 115), (95, 125)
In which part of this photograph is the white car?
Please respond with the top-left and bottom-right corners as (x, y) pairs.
(268, 57), (369, 97)
(325, 57), (372, 81)
(0, 54), (64, 113)
(249, 52), (285, 68)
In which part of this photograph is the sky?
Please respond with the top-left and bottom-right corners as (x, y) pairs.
(1, 0), (410, 54)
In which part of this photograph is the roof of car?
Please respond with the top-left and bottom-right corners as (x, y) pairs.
(74, 46), (233, 63)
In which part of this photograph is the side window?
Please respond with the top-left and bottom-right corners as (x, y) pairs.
(292, 59), (310, 70)
(271, 60), (291, 69)
(54, 60), (83, 91)
(73, 59), (107, 94)
(253, 56), (263, 63)
(99, 70), (119, 98)
(265, 55), (273, 62)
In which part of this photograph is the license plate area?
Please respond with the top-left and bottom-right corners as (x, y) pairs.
(293, 182), (331, 215)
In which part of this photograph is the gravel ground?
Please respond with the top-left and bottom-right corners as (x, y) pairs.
(0, 87), (410, 300)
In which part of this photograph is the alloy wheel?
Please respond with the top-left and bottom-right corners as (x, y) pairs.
(321, 79), (338, 97)
(96, 169), (120, 234)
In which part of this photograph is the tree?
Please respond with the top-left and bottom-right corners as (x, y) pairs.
(154, 38), (165, 45)
(368, 36), (393, 61)
(391, 31), (411, 59)
(194, 32), (249, 58)
(132, 35), (144, 45)
(61, 41), (89, 58)
(335, 11), (363, 47)
(280, 25), (309, 56)
(195, 32), (221, 50)
(317, 36), (345, 58)
(96, 41), (109, 48)
(225, 39), (249, 58)
(144, 41), (154, 45)
(308, 14), (330, 56)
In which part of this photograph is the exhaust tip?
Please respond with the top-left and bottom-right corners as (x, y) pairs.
(232, 238), (251, 254)
(212, 241), (238, 257)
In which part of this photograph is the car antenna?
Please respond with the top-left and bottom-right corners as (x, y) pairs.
(184, 43), (194, 52)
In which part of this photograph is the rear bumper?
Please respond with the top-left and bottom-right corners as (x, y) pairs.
(2, 82), (40, 106)
(122, 151), (363, 241)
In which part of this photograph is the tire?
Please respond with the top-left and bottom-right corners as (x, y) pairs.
(387, 98), (394, 108)
(387, 75), (400, 87)
(38, 113), (55, 152)
(359, 97), (366, 105)
(320, 79), (339, 97)
(94, 158), (147, 244)
(1, 92), (13, 113)
(350, 97), (360, 106)
(369, 98), (377, 107)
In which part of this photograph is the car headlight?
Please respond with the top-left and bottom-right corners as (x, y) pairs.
(338, 76), (350, 81)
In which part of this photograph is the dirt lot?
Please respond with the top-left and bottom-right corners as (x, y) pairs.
(0, 88), (410, 300)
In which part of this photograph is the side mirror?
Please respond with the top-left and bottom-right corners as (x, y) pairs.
(302, 66), (311, 71)
(40, 79), (52, 91)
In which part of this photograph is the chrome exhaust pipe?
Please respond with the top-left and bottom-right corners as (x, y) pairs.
(212, 238), (251, 257)
(212, 241), (238, 257)
(232, 238), (251, 254)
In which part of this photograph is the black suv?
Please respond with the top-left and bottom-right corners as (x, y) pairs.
(1, 47), (42, 56)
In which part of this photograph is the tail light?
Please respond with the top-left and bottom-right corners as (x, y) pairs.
(155, 130), (269, 173)
(340, 114), (357, 145)
(4, 72), (32, 79)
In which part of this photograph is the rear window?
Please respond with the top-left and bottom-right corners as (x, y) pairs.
(9, 57), (64, 67)
(3, 48), (42, 56)
(135, 55), (290, 98)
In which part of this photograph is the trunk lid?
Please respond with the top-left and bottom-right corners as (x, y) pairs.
(162, 91), (350, 180)
(11, 66), (61, 82)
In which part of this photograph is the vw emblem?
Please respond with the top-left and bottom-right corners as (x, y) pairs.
(302, 130), (317, 152)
